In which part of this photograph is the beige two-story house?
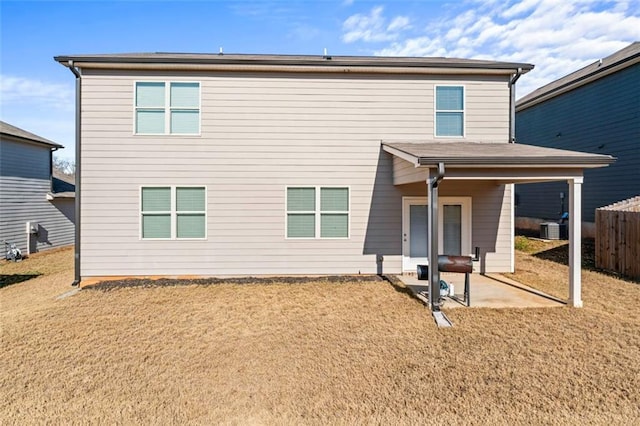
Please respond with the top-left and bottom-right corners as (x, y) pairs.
(56, 53), (613, 307)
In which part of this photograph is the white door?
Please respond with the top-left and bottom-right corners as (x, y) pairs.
(402, 196), (472, 272)
(402, 197), (429, 271)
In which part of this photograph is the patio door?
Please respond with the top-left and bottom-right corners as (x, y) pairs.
(402, 196), (472, 272)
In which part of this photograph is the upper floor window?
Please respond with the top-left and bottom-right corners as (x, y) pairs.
(435, 85), (464, 137)
(286, 187), (349, 239)
(135, 82), (200, 135)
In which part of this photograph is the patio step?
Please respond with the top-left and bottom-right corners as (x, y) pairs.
(433, 311), (453, 327)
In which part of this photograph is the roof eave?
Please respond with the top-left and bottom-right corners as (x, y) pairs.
(47, 192), (75, 200)
(417, 157), (616, 167)
(54, 54), (533, 75)
(517, 47), (640, 111)
(0, 132), (63, 149)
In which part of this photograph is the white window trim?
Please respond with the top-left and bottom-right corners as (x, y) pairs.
(438, 196), (472, 257)
(133, 81), (202, 136)
(401, 196), (472, 271)
(434, 84), (466, 138)
(140, 185), (207, 240)
(285, 186), (351, 240)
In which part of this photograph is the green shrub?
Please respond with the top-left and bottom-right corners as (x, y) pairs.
(514, 236), (531, 252)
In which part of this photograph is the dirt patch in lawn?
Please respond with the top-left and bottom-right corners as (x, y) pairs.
(1, 246), (639, 424)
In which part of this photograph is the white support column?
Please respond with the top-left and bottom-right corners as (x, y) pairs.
(568, 177), (583, 308)
(509, 183), (515, 273)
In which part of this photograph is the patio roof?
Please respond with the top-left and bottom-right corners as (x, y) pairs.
(382, 141), (615, 186)
(381, 141), (613, 314)
(382, 141), (615, 168)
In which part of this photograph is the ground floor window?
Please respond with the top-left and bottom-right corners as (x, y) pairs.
(141, 186), (206, 239)
(286, 187), (349, 238)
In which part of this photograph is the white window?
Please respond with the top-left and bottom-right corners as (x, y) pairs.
(141, 186), (206, 239)
(286, 187), (349, 238)
(435, 85), (464, 137)
(135, 82), (200, 135)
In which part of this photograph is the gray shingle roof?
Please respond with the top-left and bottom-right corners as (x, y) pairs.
(52, 169), (75, 194)
(55, 52), (534, 73)
(517, 42), (640, 110)
(382, 141), (615, 167)
(0, 120), (63, 148)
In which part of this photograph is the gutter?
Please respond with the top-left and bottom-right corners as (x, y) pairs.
(508, 68), (523, 143)
(67, 60), (81, 287)
(0, 133), (63, 149)
(416, 156), (615, 167)
(54, 54), (534, 77)
(56, 62), (525, 77)
(54, 54), (534, 72)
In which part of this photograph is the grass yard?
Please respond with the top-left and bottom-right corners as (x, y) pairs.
(1, 243), (639, 424)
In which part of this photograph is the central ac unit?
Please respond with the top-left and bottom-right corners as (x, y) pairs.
(540, 222), (560, 240)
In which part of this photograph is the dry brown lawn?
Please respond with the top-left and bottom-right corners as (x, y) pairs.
(1, 244), (639, 424)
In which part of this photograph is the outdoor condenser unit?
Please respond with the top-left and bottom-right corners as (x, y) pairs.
(540, 222), (567, 240)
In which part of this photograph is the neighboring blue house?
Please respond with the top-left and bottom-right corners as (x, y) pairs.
(0, 121), (75, 254)
(515, 42), (638, 236)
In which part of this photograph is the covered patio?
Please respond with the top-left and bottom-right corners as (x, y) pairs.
(382, 141), (614, 311)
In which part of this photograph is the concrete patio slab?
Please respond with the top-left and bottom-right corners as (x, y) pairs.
(397, 273), (564, 309)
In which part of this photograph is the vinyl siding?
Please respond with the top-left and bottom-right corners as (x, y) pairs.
(393, 156), (426, 185)
(0, 138), (75, 253)
(398, 180), (513, 273)
(515, 63), (640, 222)
(79, 70), (511, 277)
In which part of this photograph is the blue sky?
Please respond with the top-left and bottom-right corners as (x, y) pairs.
(1, 0), (639, 161)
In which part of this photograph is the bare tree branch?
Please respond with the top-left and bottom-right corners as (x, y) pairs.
(53, 156), (76, 176)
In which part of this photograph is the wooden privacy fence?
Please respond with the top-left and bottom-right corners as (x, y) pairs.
(595, 196), (640, 280)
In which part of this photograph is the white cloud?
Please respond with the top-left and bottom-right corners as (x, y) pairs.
(1, 75), (76, 158)
(1, 75), (74, 112)
(342, 6), (411, 43)
(366, 0), (640, 97)
(377, 37), (447, 57)
(387, 16), (411, 32)
(502, 0), (547, 19)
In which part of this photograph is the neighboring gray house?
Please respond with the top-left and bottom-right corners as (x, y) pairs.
(515, 42), (639, 236)
(0, 121), (75, 254)
(56, 52), (614, 307)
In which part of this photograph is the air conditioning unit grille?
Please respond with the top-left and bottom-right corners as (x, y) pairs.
(540, 222), (559, 240)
